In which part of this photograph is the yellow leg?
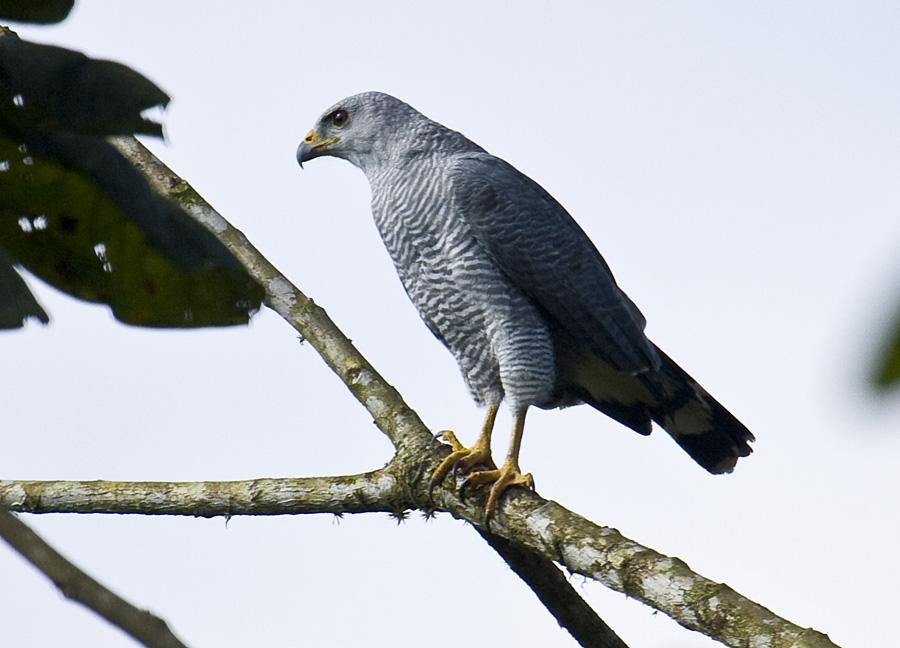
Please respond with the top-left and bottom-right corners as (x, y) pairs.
(430, 403), (499, 489)
(462, 408), (534, 522)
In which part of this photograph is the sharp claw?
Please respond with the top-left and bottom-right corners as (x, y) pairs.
(458, 475), (471, 501)
(435, 430), (468, 454)
(483, 494), (500, 527)
(428, 461), (452, 502)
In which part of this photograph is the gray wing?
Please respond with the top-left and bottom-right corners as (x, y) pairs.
(449, 153), (660, 375)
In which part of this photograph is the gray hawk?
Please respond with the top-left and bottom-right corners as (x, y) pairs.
(297, 92), (753, 520)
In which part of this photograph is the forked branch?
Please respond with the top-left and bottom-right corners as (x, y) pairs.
(3, 137), (837, 648)
(114, 136), (837, 648)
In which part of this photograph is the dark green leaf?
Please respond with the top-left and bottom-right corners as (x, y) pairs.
(0, 27), (167, 137)
(0, 0), (74, 24)
(874, 304), (900, 390)
(0, 250), (48, 328)
(0, 29), (263, 328)
(0, 130), (264, 327)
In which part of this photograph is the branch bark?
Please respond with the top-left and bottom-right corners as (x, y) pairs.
(476, 528), (629, 648)
(2, 465), (837, 648)
(0, 470), (401, 517)
(11, 136), (831, 648)
(0, 509), (189, 648)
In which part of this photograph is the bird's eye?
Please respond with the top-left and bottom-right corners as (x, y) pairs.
(330, 109), (349, 128)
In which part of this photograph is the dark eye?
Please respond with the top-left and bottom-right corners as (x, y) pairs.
(330, 109), (349, 128)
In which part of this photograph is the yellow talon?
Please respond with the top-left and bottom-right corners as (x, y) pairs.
(463, 461), (534, 523)
(431, 432), (495, 488)
(435, 430), (466, 453)
(430, 404), (500, 490)
(430, 405), (536, 526)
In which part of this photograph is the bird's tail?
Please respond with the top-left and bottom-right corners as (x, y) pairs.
(649, 347), (754, 474)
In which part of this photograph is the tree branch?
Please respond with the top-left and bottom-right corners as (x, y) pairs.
(433, 487), (837, 648)
(82, 136), (839, 648)
(2, 469), (626, 647)
(0, 509), (189, 648)
(476, 528), (629, 648)
(2, 466), (837, 648)
(0, 469), (401, 517)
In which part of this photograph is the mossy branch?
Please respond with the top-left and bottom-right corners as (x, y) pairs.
(0, 469), (401, 517)
(2, 461), (837, 648)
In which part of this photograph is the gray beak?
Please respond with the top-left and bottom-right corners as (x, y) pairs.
(296, 141), (313, 169)
(297, 129), (340, 169)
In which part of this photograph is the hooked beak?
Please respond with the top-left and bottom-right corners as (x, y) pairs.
(297, 129), (341, 168)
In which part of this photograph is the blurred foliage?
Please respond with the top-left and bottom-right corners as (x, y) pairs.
(0, 33), (166, 137)
(0, 248), (47, 327)
(0, 26), (263, 328)
(0, 133), (263, 327)
(0, 0), (74, 24)
(874, 304), (900, 390)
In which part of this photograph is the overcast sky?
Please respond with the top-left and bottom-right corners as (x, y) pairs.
(3, 2), (899, 647)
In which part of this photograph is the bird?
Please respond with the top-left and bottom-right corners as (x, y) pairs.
(297, 92), (753, 520)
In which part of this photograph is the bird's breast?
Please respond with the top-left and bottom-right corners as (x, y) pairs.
(368, 164), (557, 407)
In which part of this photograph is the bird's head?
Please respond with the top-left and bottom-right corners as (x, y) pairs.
(296, 91), (424, 173)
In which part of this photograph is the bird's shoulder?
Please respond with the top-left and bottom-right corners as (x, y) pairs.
(446, 151), (607, 267)
(447, 151), (543, 195)
(446, 152), (573, 232)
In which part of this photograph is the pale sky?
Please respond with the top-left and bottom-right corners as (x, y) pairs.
(3, 2), (899, 647)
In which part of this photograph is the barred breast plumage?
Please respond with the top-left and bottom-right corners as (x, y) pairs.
(367, 130), (556, 411)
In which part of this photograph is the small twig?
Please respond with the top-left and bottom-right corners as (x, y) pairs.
(0, 509), (189, 648)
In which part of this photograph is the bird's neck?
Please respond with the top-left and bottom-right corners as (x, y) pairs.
(354, 121), (482, 179)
